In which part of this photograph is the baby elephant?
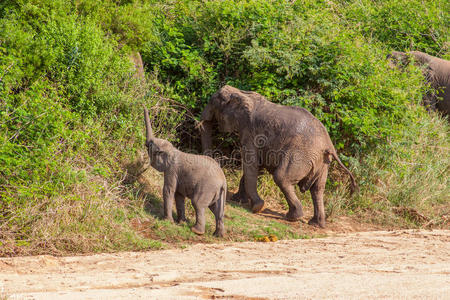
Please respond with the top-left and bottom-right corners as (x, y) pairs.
(143, 106), (227, 237)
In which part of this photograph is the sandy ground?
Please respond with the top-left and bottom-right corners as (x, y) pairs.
(0, 230), (449, 299)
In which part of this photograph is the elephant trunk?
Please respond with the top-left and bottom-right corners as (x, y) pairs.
(200, 102), (215, 154)
(143, 106), (154, 144)
(200, 120), (213, 154)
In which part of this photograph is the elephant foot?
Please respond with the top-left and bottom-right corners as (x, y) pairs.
(164, 216), (175, 223)
(308, 217), (325, 228)
(191, 224), (205, 235)
(213, 228), (225, 238)
(231, 193), (248, 204)
(251, 200), (265, 213)
(176, 217), (187, 224)
(285, 208), (304, 222)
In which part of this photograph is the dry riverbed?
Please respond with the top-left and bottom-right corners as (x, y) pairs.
(1, 230), (449, 299)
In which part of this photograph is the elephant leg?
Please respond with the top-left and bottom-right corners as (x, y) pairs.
(243, 163), (265, 213)
(423, 93), (437, 112)
(273, 173), (304, 221)
(191, 199), (206, 235)
(175, 193), (186, 223)
(162, 174), (176, 222)
(231, 176), (249, 204)
(309, 167), (328, 228)
(209, 202), (225, 237)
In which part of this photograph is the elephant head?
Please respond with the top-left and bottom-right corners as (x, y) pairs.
(387, 51), (410, 68)
(200, 85), (255, 152)
(387, 51), (432, 68)
(144, 106), (176, 172)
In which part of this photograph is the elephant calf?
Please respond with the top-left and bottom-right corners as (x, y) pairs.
(200, 85), (358, 228)
(143, 106), (227, 237)
(387, 50), (450, 117)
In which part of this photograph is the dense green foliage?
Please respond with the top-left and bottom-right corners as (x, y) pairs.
(0, 0), (448, 254)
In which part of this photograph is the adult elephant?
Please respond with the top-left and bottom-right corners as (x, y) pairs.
(200, 85), (357, 228)
(387, 51), (450, 117)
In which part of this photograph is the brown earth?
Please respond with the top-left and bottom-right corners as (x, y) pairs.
(1, 229), (449, 299)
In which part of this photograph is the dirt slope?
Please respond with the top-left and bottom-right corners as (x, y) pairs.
(1, 230), (449, 299)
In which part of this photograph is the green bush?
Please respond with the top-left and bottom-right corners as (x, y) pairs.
(140, 0), (437, 152)
(334, 0), (450, 56)
(0, 0), (180, 253)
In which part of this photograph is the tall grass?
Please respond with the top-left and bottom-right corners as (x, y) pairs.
(326, 112), (449, 227)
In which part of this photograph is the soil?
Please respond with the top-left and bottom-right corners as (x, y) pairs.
(1, 229), (449, 299)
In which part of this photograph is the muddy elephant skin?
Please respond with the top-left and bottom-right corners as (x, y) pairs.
(144, 107), (227, 237)
(200, 85), (357, 228)
(388, 51), (450, 117)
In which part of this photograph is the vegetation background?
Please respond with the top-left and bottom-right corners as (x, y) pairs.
(0, 0), (449, 255)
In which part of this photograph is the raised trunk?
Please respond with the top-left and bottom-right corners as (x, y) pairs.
(143, 106), (154, 144)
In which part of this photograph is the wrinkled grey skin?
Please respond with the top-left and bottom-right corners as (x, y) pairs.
(200, 85), (357, 228)
(144, 107), (227, 237)
(387, 51), (450, 117)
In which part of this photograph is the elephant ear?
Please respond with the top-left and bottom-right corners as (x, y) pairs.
(228, 92), (254, 117)
(215, 85), (255, 118)
(155, 149), (170, 170)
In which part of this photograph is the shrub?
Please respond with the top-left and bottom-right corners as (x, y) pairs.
(140, 0), (435, 152)
(334, 0), (450, 56)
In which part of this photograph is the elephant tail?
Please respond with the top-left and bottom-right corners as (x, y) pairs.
(218, 184), (226, 219)
(329, 151), (359, 195)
